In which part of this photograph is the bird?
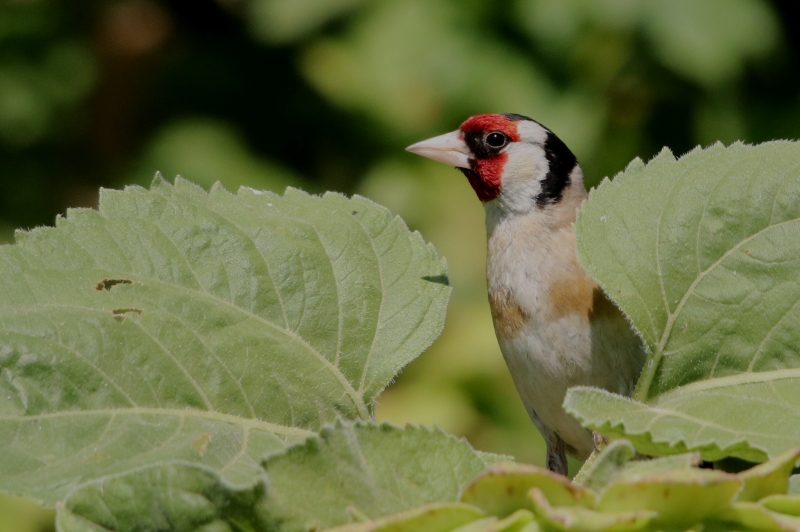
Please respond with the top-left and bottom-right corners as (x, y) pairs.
(406, 113), (646, 475)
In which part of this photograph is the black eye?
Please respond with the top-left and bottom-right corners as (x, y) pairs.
(485, 132), (508, 148)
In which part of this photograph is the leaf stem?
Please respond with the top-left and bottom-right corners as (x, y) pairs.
(632, 357), (657, 402)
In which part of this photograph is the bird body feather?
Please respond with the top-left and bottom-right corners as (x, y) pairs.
(485, 177), (644, 468)
(407, 113), (646, 475)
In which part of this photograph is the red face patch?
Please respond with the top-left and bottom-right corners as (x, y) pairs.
(458, 114), (521, 202)
(460, 114), (521, 142)
(460, 155), (506, 202)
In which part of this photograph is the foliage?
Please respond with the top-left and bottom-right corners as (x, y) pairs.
(258, 422), (503, 531)
(325, 446), (800, 532)
(55, 423), (503, 532)
(56, 443), (800, 531)
(0, 177), (451, 506)
(567, 141), (800, 462)
(5, 137), (800, 531)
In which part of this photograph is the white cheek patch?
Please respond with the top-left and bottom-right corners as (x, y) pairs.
(500, 142), (550, 212)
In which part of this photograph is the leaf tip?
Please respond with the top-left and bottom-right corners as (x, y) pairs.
(209, 181), (232, 195)
(647, 146), (676, 168)
(151, 172), (169, 188)
(624, 157), (645, 173)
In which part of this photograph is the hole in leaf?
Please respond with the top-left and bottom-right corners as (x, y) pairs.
(96, 278), (133, 291)
(422, 274), (449, 286)
(111, 308), (142, 322)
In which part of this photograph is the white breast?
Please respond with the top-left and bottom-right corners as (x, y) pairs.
(483, 197), (645, 459)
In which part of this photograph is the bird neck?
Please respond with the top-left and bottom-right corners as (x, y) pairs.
(484, 178), (588, 238)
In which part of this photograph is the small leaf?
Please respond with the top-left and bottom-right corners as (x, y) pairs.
(576, 439), (701, 495)
(575, 440), (635, 491)
(737, 447), (800, 502)
(715, 501), (800, 531)
(596, 468), (742, 526)
(614, 453), (700, 482)
(760, 495), (800, 517)
(261, 421), (498, 531)
(460, 463), (595, 516)
(55, 462), (268, 532)
(322, 503), (486, 532)
(528, 488), (655, 532)
(449, 509), (537, 532)
(486, 509), (537, 532)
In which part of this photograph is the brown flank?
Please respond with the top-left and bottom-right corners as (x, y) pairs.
(547, 272), (618, 322)
(547, 272), (595, 319)
(489, 287), (528, 338)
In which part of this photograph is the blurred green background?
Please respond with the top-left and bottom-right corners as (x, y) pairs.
(2, 0), (799, 529)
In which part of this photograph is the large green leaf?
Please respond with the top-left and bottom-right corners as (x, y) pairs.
(56, 463), (269, 532)
(54, 422), (501, 532)
(0, 176), (450, 504)
(260, 421), (504, 531)
(569, 141), (800, 461)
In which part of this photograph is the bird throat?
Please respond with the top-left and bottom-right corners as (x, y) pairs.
(460, 154), (506, 202)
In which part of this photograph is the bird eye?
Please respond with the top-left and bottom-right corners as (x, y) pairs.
(485, 132), (508, 148)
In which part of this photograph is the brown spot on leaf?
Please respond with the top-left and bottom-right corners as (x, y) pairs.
(489, 287), (528, 339)
(193, 433), (211, 456)
(82, 451), (111, 463)
(96, 278), (133, 291)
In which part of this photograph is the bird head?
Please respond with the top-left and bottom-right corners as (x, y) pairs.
(406, 113), (582, 214)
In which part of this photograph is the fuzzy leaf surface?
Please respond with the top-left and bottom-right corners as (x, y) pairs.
(0, 177), (450, 504)
(572, 141), (800, 460)
(56, 463), (268, 532)
(323, 503), (487, 532)
(261, 421), (502, 532)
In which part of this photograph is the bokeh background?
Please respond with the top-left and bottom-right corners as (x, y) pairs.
(2, 0), (800, 529)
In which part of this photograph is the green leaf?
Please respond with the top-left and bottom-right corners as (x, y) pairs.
(790, 475), (800, 495)
(574, 440), (635, 491)
(613, 453), (700, 485)
(760, 495), (800, 517)
(572, 141), (800, 460)
(715, 501), (800, 531)
(324, 507), (539, 532)
(575, 438), (700, 493)
(261, 421), (500, 531)
(460, 463), (595, 516)
(565, 387), (774, 462)
(0, 177), (450, 505)
(478, 509), (537, 532)
(596, 468), (742, 526)
(528, 488), (655, 532)
(736, 447), (800, 502)
(322, 503), (487, 532)
(55, 462), (268, 532)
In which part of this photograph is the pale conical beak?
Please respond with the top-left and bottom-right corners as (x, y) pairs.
(405, 130), (471, 169)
